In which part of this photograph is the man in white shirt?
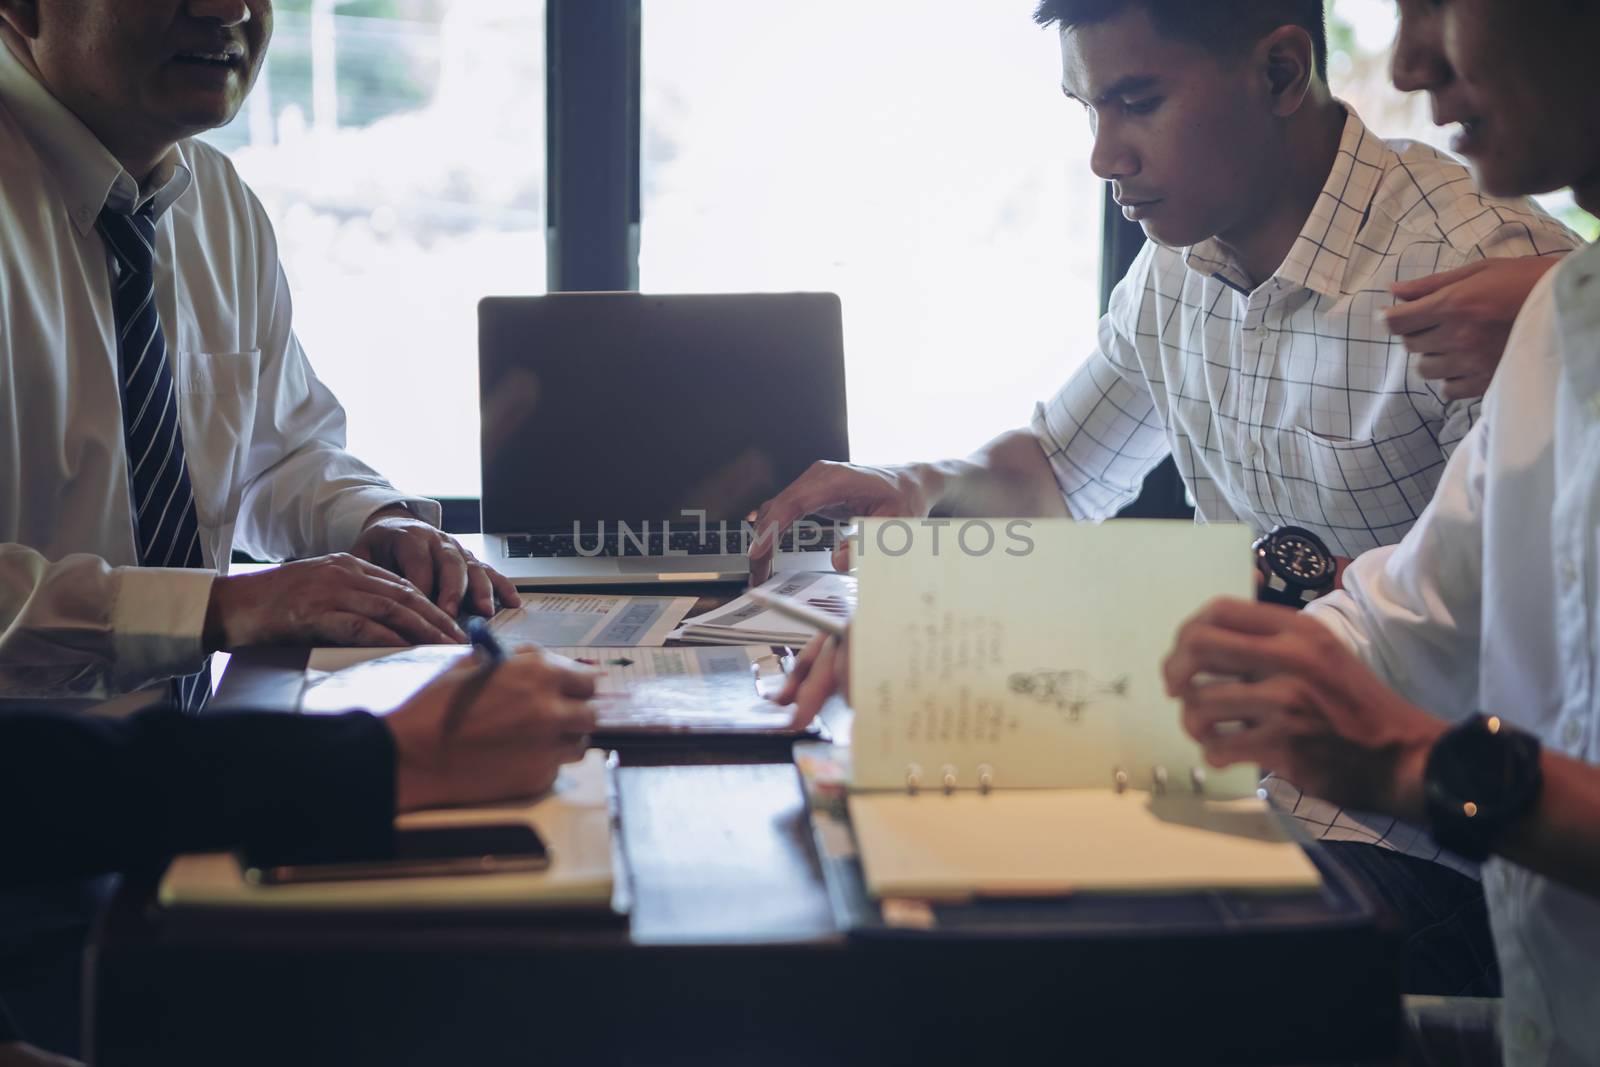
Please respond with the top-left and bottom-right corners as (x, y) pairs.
(764, 0), (1575, 997)
(0, 0), (518, 700)
(1162, 2), (1600, 1062)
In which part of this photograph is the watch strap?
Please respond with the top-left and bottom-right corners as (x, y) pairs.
(1258, 571), (1324, 608)
(1424, 714), (1544, 862)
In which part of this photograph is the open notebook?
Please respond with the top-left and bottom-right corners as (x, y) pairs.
(845, 519), (1321, 900)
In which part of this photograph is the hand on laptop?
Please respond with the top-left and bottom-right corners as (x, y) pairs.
(353, 507), (520, 617)
(204, 554), (469, 651)
(1387, 254), (1563, 401)
(748, 461), (935, 584)
(769, 629), (849, 728)
(388, 646), (600, 811)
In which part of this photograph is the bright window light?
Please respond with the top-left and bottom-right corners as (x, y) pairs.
(641, 2), (1105, 465)
(202, 0), (547, 498)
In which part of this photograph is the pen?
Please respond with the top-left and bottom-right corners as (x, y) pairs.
(465, 615), (506, 664)
(440, 617), (505, 737)
(748, 588), (849, 639)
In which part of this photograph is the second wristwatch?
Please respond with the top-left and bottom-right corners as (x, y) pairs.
(1253, 524), (1338, 608)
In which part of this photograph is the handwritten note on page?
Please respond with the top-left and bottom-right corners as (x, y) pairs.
(848, 519), (1257, 794)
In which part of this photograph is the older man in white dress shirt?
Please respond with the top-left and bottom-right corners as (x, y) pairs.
(1164, 1), (1600, 1062)
(0, 0), (518, 700)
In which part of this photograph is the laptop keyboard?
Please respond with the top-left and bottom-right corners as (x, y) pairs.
(505, 526), (839, 559)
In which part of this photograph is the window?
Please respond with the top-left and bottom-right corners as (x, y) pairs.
(1327, 0), (1599, 241)
(640, 3), (1104, 465)
(201, 0), (547, 498)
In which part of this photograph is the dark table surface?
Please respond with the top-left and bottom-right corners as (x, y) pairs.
(88, 636), (1405, 1067)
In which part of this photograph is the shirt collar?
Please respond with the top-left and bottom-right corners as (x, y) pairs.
(1184, 106), (1385, 299)
(0, 40), (192, 237)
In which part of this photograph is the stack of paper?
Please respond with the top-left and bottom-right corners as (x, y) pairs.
(848, 789), (1322, 900)
(672, 571), (856, 645)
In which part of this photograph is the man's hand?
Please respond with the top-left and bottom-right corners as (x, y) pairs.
(768, 630), (849, 728)
(205, 554), (469, 651)
(748, 461), (936, 585)
(1161, 597), (1446, 820)
(386, 646), (599, 810)
(1386, 255), (1563, 401)
(352, 508), (519, 617)
(0, 1042), (82, 1067)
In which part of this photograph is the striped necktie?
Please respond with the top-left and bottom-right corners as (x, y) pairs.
(98, 204), (212, 711)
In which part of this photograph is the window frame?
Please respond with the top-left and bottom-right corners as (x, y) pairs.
(436, 1), (1159, 531)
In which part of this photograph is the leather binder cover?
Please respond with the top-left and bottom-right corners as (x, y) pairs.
(795, 743), (1375, 940)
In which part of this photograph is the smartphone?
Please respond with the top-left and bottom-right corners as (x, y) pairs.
(241, 823), (551, 886)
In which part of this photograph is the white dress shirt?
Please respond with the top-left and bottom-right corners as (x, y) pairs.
(0, 43), (436, 697)
(1031, 107), (1577, 871)
(1310, 240), (1600, 1067)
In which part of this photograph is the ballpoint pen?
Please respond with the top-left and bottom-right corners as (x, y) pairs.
(441, 617), (507, 736)
(465, 615), (506, 664)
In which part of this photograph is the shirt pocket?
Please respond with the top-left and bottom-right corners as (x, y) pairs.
(175, 350), (260, 531)
(1263, 425), (1421, 555)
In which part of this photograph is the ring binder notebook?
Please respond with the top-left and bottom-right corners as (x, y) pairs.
(842, 519), (1322, 901)
(897, 763), (1209, 797)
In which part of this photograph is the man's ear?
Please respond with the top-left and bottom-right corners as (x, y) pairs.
(1258, 25), (1316, 118)
(0, 0), (41, 40)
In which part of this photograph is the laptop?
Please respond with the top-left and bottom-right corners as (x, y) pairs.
(477, 292), (850, 587)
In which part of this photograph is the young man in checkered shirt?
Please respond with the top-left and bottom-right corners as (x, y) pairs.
(755, 0), (1580, 996)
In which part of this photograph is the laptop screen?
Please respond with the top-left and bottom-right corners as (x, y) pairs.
(478, 292), (850, 532)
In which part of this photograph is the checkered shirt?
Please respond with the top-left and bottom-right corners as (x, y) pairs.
(1031, 108), (1579, 874)
(1033, 107), (1577, 556)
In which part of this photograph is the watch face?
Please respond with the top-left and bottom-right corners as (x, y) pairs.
(1269, 532), (1332, 583)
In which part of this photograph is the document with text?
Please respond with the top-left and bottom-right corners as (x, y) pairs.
(491, 592), (696, 647)
(299, 644), (795, 734)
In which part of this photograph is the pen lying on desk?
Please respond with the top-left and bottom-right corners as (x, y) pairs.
(747, 588), (849, 639)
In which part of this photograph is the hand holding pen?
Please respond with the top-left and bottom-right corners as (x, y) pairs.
(386, 623), (599, 809)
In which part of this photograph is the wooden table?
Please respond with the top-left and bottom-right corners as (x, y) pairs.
(87, 648), (1405, 1066)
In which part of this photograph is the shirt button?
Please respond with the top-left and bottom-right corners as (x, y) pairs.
(1516, 1018), (1542, 1050)
(1559, 558), (1579, 586)
(1563, 719), (1584, 749)
(1245, 441), (1262, 459)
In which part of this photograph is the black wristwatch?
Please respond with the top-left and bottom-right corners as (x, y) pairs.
(1253, 525), (1338, 608)
(1423, 713), (1544, 862)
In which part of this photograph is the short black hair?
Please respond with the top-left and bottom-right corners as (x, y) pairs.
(1034, 0), (1328, 82)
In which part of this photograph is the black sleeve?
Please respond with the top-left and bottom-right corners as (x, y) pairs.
(0, 706), (396, 884)
(0, 994), (18, 1043)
